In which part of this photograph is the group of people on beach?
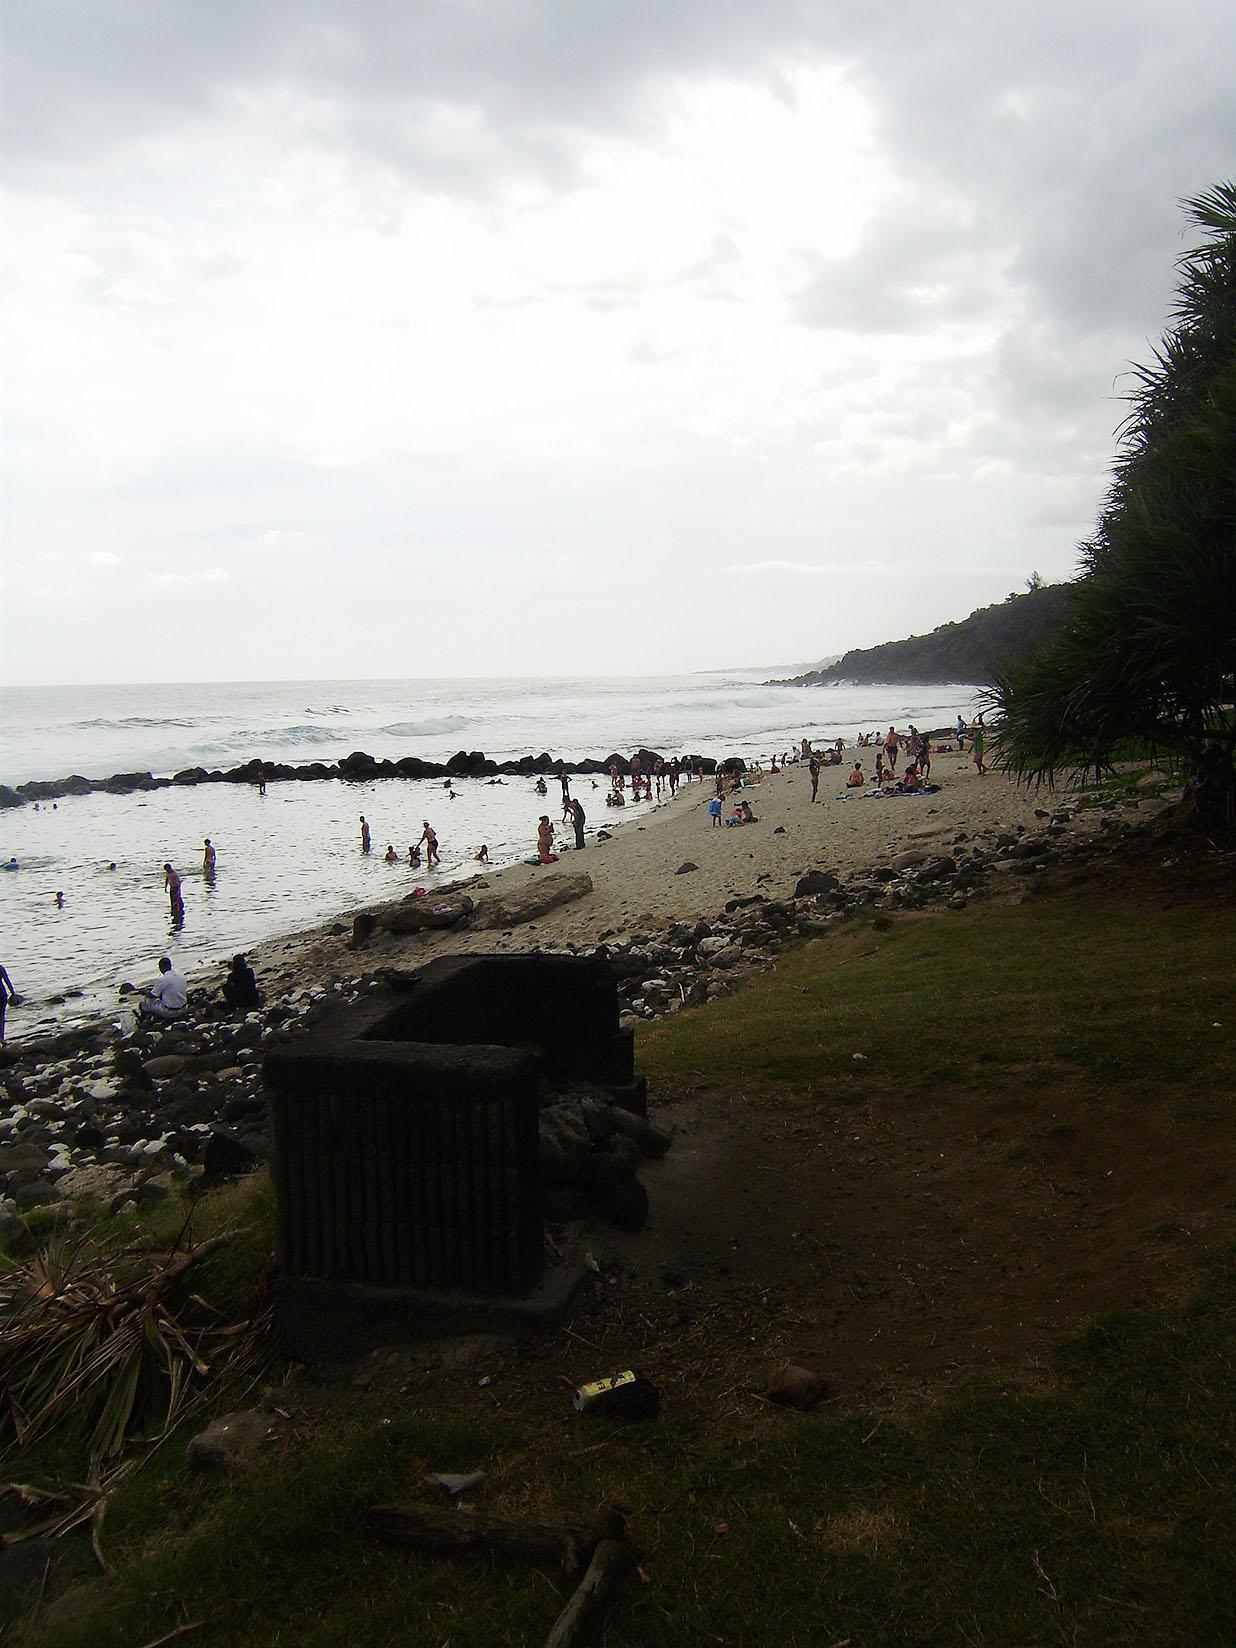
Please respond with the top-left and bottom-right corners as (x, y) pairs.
(132, 949), (260, 1027)
(361, 814), (442, 868)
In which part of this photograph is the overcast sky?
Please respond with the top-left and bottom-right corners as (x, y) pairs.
(2, 1), (1233, 685)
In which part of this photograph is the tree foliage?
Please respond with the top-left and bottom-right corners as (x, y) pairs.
(989, 183), (1236, 821)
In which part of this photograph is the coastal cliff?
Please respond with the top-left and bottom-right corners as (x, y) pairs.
(771, 582), (1071, 687)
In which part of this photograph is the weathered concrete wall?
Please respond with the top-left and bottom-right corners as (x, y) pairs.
(266, 1039), (542, 1296)
(364, 953), (640, 1102)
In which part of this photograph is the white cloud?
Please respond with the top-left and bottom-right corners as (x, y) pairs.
(151, 568), (231, 588)
(1, 2), (1233, 682)
(720, 559), (893, 577)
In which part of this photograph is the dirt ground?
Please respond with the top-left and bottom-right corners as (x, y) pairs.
(327, 836), (1236, 1426)
(347, 1058), (1234, 1426)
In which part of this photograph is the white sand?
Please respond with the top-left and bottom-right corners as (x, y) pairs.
(255, 752), (1076, 991)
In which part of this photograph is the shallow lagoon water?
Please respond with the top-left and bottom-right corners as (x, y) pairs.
(0, 672), (980, 1034)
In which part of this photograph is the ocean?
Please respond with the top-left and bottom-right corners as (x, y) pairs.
(0, 673), (980, 1035)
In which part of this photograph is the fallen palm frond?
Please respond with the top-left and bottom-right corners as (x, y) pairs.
(0, 1225), (256, 1470)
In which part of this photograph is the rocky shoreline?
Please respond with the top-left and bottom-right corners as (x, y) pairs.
(0, 773), (1174, 1250)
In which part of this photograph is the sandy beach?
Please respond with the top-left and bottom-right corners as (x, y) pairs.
(253, 750), (1090, 995)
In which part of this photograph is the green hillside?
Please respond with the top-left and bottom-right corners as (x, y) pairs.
(775, 582), (1072, 687)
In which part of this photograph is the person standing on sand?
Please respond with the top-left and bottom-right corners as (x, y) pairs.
(569, 797), (586, 849)
(203, 838), (216, 878)
(972, 721), (987, 775)
(417, 821), (440, 867)
(163, 862), (185, 924)
(0, 962), (17, 1045)
(809, 752), (821, 802)
(883, 726), (900, 774)
(708, 795), (723, 827)
(360, 816), (371, 853)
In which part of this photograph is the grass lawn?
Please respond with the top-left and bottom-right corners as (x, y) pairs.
(7, 869), (1236, 1647)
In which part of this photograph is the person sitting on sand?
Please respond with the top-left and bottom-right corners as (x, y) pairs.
(899, 764), (921, 792)
(846, 761), (866, 787)
(384, 844), (398, 862)
(474, 845), (489, 862)
(417, 821), (440, 866)
(139, 956), (188, 1023)
(738, 800), (757, 823)
(221, 953), (261, 1013)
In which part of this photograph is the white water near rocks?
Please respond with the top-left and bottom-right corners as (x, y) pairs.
(0, 672), (980, 1034)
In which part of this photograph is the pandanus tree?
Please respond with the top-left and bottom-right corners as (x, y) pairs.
(989, 183), (1236, 826)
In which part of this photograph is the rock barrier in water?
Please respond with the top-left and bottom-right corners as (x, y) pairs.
(0, 748), (742, 808)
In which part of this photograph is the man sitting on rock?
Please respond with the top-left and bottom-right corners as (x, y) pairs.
(138, 956), (189, 1024)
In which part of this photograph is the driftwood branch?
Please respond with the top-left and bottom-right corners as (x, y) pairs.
(366, 1497), (630, 1577)
(544, 1538), (634, 1648)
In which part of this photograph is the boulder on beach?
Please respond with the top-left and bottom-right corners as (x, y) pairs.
(470, 872), (593, 931)
(380, 893), (475, 934)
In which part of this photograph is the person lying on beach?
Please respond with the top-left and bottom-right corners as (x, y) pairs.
(221, 953), (261, 1013)
(138, 956), (188, 1023)
(846, 761), (866, 786)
